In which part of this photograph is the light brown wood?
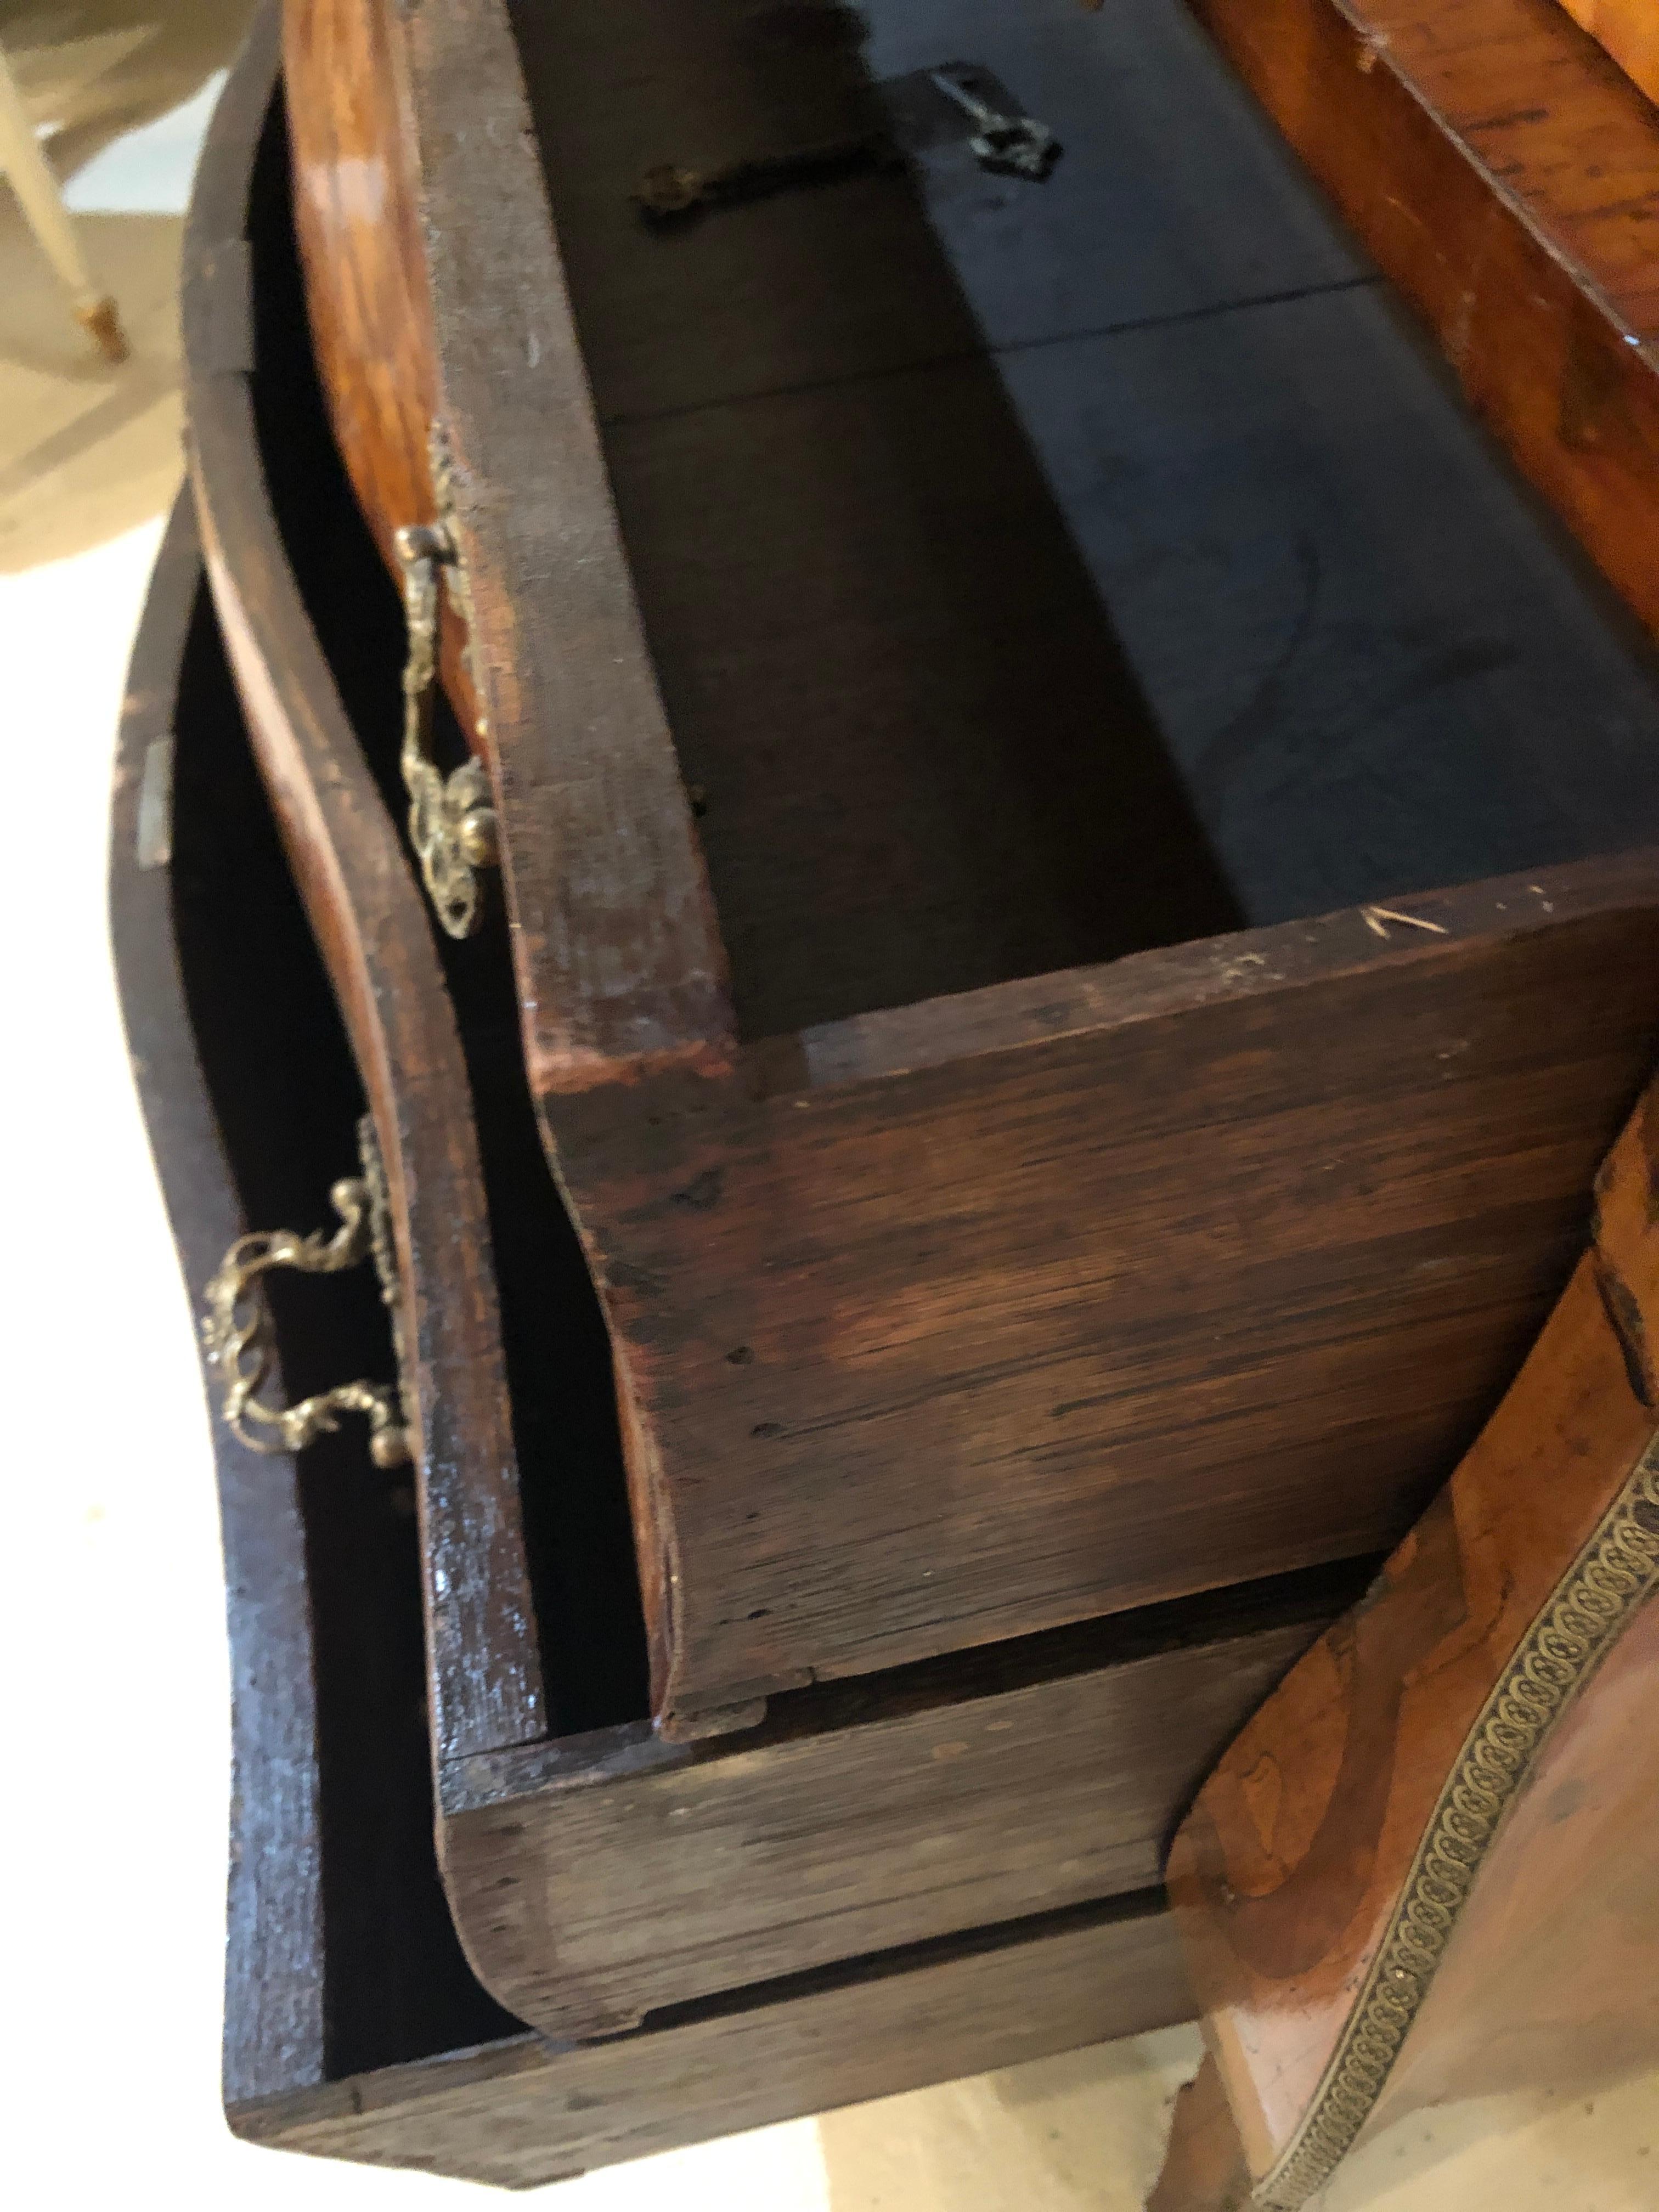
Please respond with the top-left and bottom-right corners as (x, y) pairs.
(1146, 2055), (1252, 2212)
(1184, 0), (1659, 645)
(1158, 1081), (1659, 2202)
(1558, 0), (1659, 105)
(281, 0), (478, 742)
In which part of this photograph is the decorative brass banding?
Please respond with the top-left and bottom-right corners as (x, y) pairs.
(393, 427), (498, 939)
(201, 1116), (413, 1468)
(1252, 1447), (1659, 2209)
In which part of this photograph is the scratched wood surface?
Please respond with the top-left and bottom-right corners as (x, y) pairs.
(106, 494), (1203, 2182)
(191, 24), (1387, 2050)
(276, 0), (1659, 1735)
(1156, 1078), (1659, 2200)
(439, 1582), (1341, 2038)
(1556, 0), (1659, 106)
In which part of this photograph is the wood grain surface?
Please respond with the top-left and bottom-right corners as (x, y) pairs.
(239, 1895), (1194, 2187)
(281, 0), (1659, 1731)
(1557, 0), (1659, 105)
(439, 1586), (1338, 2038)
(1185, 0), (1659, 642)
(183, 8), (545, 1765)
(106, 487), (1200, 2181)
(1369, 1572), (1659, 2125)
(1160, 1077), (1659, 2193)
(573, 889), (1659, 1731)
(190, 27), (1384, 2049)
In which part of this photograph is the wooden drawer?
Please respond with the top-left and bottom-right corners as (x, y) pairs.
(174, 13), (1362, 2046)
(273, 0), (1659, 1738)
(108, 495), (1202, 2185)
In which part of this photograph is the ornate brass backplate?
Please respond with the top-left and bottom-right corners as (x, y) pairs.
(201, 1115), (414, 1468)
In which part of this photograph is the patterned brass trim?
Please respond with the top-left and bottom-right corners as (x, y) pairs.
(1254, 1447), (1659, 2210)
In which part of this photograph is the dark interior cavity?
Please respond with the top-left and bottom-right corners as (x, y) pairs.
(169, 579), (520, 2072)
(512, 0), (1659, 1041)
(244, 99), (653, 1751)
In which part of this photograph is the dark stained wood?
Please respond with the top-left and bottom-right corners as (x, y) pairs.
(188, 23), (1375, 2047)
(112, 492), (524, 2088)
(106, 499), (1200, 2181)
(1558, 1), (1659, 105)
(569, 895), (1659, 1730)
(182, 4), (545, 1766)
(1184, 0), (1659, 645)
(1159, 1075), (1659, 2196)
(240, 1900), (1194, 2187)
(109, 494), (328, 2106)
(439, 1591), (1331, 2038)
(280, 0), (1659, 1737)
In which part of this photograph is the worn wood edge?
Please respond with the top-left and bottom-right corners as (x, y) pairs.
(228, 1888), (1191, 2182)
(108, 489), (332, 2109)
(436, 1606), (1331, 2041)
(782, 859), (1659, 1097)
(1183, 0), (1659, 642)
(181, 8), (546, 1765)
(437, 1564), (1359, 1819)
(1254, 1438), (1659, 2207)
(281, 0), (480, 749)
(385, 0), (737, 1099)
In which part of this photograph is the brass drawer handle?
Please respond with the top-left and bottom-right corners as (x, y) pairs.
(393, 430), (498, 940)
(202, 1116), (413, 1468)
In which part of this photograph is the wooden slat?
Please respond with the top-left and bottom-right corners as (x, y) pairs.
(238, 1900), (1193, 2187)
(441, 1594), (1331, 2038)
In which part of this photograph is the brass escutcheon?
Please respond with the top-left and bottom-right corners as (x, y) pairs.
(393, 428), (499, 939)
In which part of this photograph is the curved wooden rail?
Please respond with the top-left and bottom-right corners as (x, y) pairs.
(1151, 1080), (1659, 2203)
(182, 8), (544, 1767)
(284, 0), (733, 1094)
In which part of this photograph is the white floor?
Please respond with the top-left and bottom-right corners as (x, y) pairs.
(1, 11), (1654, 2208)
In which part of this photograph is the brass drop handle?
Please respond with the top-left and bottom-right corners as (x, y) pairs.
(393, 428), (499, 940)
(201, 1117), (414, 1468)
